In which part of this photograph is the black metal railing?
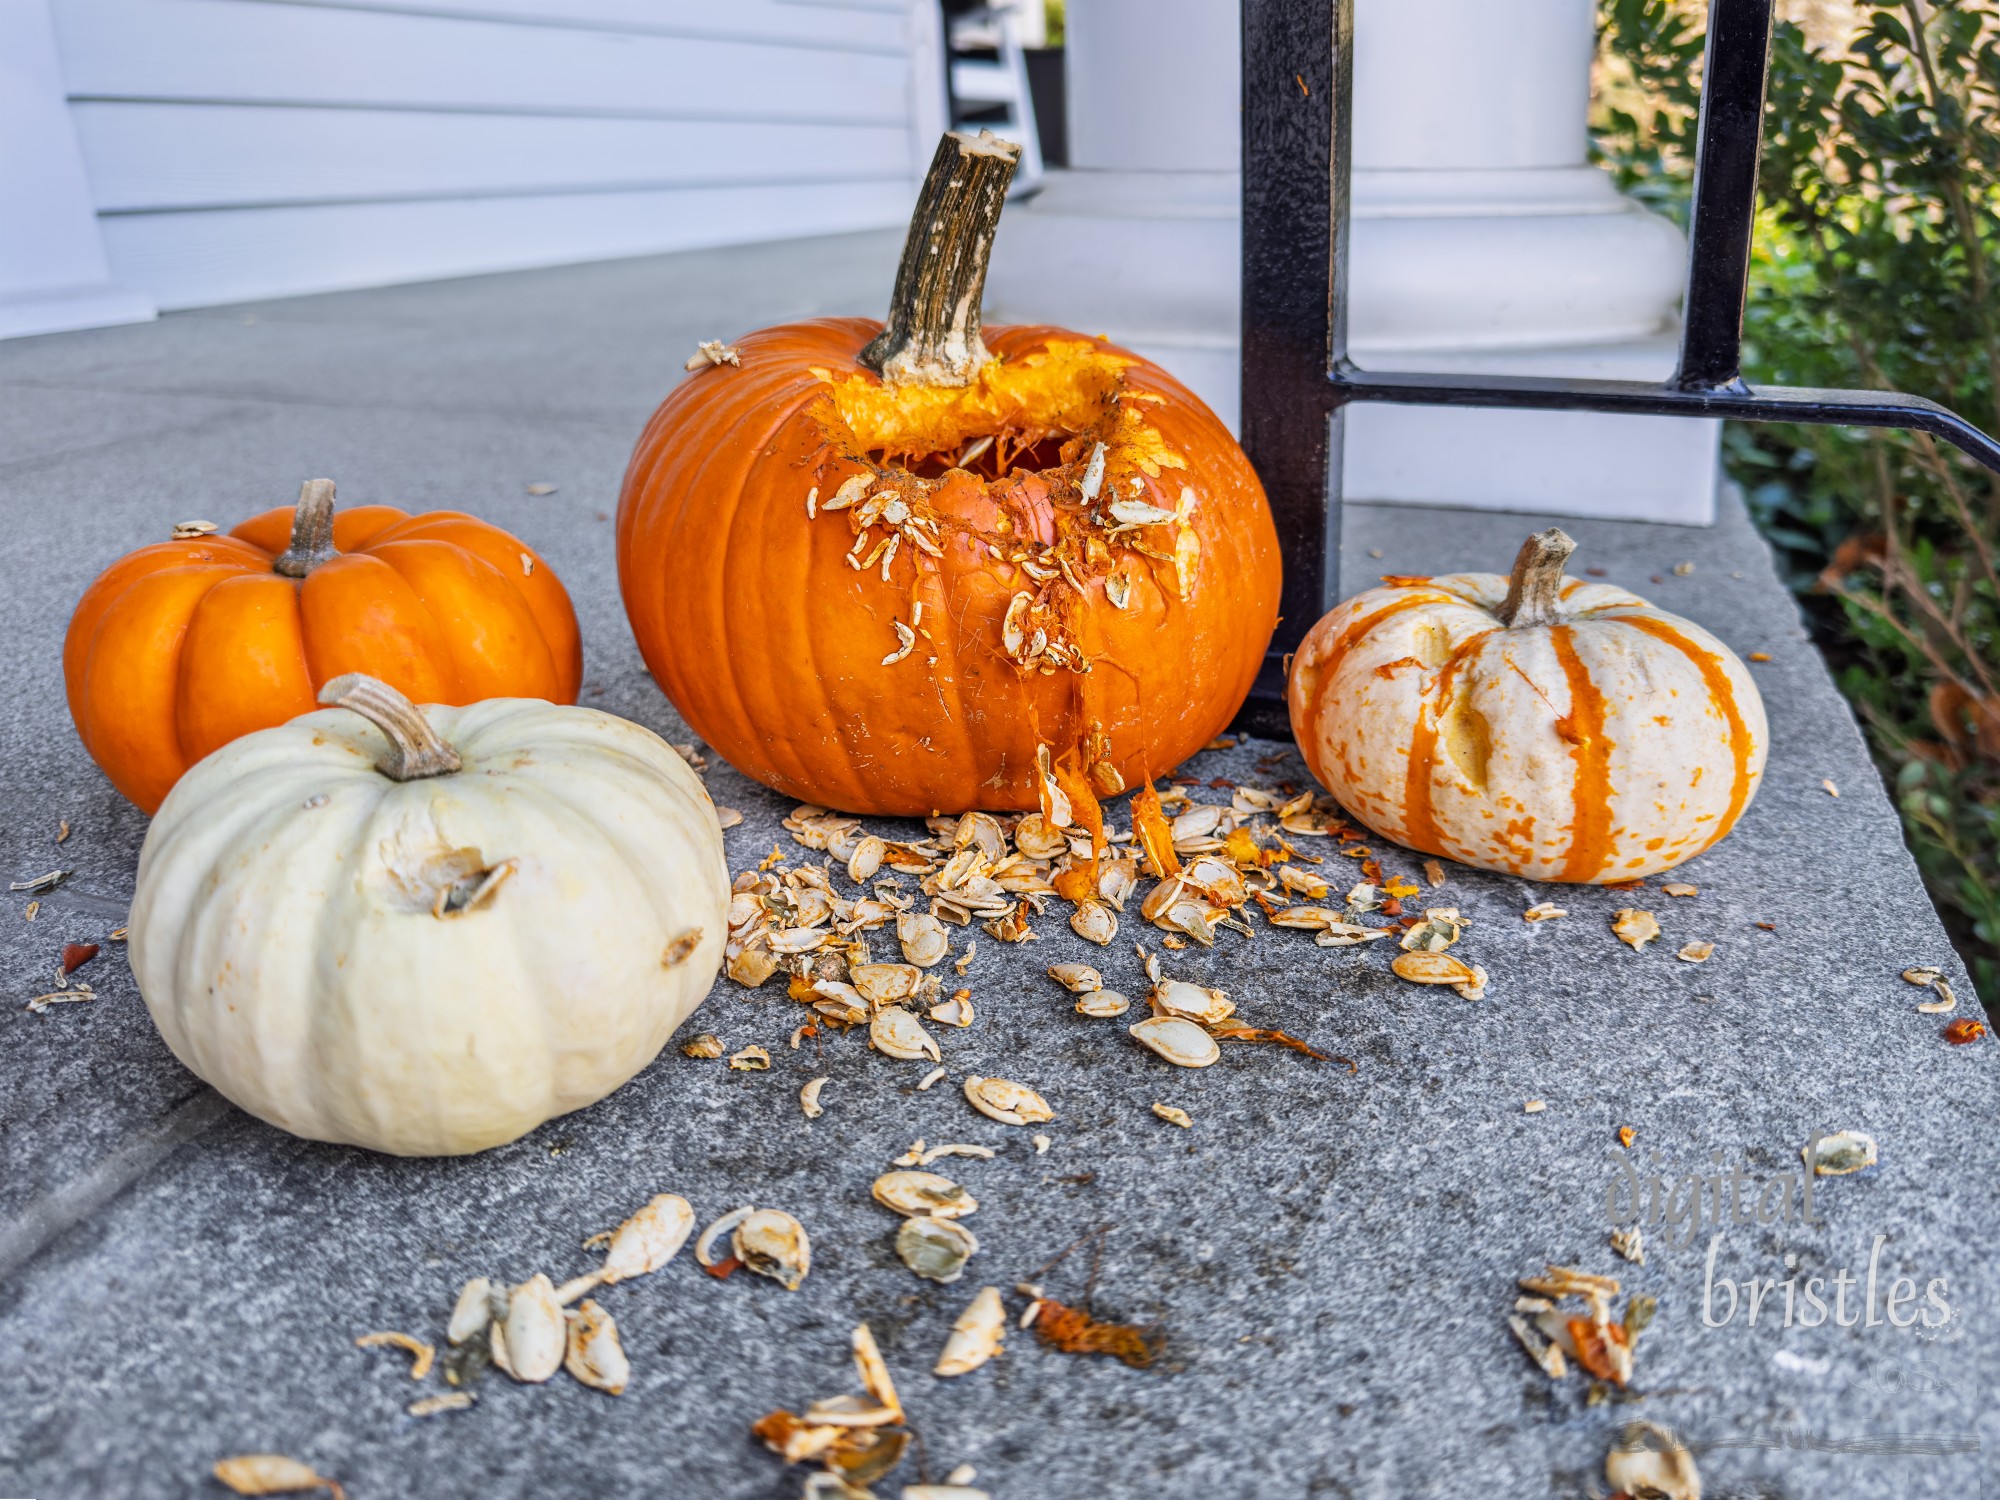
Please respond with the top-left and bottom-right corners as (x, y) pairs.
(1236, 0), (2000, 732)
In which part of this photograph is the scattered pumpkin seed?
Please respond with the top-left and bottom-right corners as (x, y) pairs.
(1611, 909), (1661, 951)
(730, 1045), (772, 1071)
(872, 1171), (977, 1219)
(899, 912), (949, 967)
(1075, 990), (1131, 1018)
(1128, 1015), (1220, 1068)
(916, 1066), (947, 1091)
(447, 1277), (496, 1346)
(934, 1286), (1006, 1376)
(1148, 979), (1234, 1026)
(1047, 962), (1102, 993)
(354, 1330), (434, 1380)
(407, 1392), (476, 1418)
(1604, 1421), (1700, 1500)
(871, 1005), (941, 1062)
(497, 1274), (565, 1384)
(601, 1194), (694, 1284)
(801, 1076), (828, 1119)
(1675, 941), (1714, 963)
(1805, 1130), (1878, 1176)
(1522, 902), (1567, 922)
(1390, 951), (1478, 986)
(963, 1075), (1054, 1125)
(682, 1032), (724, 1059)
(734, 1208), (812, 1289)
(212, 1455), (342, 1498)
(1523, 1100), (1546, 1114)
(1152, 1103), (1193, 1129)
(1662, 882), (1698, 897)
(1610, 1226), (1646, 1266)
(897, 1216), (979, 1283)
(564, 1299), (629, 1395)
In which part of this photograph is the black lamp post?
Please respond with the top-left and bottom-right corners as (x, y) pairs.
(1235, 0), (2000, 735)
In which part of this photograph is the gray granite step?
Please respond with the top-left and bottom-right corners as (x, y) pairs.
(0, 233), (1991, 1499)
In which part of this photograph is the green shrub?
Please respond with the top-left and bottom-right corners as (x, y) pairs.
(1595, 0), (2000, 1008)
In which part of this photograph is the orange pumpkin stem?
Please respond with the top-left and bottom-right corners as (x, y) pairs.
(1495, 526), (1578, 629)
(859, 130), (1021, 389)
(317, 673), (463, 782)
(273, 477), (341, 578)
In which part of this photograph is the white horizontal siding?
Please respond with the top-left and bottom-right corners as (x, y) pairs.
(47, 0), (940, 309)
(99, 178), (913, 308)
(74, 105), (914, 211)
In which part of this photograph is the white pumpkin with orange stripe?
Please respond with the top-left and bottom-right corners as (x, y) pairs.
(1288, 528), (1767, 883)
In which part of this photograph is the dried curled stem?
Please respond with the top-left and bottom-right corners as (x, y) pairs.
(273, 478), (340, 578)
(859, 131), (1021, 388)
(1495, 527), (1578, 629)
(317, 674), (462, 782)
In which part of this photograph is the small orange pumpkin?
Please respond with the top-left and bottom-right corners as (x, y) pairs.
(617, 132), (1280, 815)
(65, 479), (581, 813)
(1288, 529), (1768, 882)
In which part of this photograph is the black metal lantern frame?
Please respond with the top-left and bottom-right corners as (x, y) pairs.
(1236, 0), (2000, 733)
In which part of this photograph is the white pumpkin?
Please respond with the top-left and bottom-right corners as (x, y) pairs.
(129, 674), (730, 1155)
(1288, 529), (1768, 882)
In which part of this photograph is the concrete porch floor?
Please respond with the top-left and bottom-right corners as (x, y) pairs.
(0, 232), (1993, 1499)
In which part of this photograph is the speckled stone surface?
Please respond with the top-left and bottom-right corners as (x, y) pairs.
(0, 233), (1993, 1500)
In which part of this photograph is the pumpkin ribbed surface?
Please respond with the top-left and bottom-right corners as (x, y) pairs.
(1288, 567), (1768, 882)
(64, 500), (581, 813)
(617, 319), (1280, 815)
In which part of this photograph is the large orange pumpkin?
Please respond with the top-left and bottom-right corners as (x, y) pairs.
(1288, 528), (1768, 882)
(65, 479), (582, 813)
(617, 132), (1281, 815)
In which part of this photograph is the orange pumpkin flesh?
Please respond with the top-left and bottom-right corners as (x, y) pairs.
(64, 481), (582, 813)
(618, 134), (1280, 816)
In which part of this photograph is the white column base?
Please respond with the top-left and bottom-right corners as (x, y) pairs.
(0, 283), (156, 341)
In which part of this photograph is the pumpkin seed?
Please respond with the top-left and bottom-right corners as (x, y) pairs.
(1902, 966), (1945, 986)
(601, 1193), (694, 1284)
(822, 472), (872, 511)
(1277, 864), (1329, 898)
(1070, 901), (1118, 945)
(934, 1286), (1006, 1376)
(447, 1277), (496, 1346)
(564, 1299), (629, 1395)
(1315, 923), (1392, 947)
(1805, 1130), (1878, 1176)
(1075, 990), (1131, 1018)
(871, 1005), (941, 1062)
(898, 1215), (979, 1283)
(1047, 963), (1103, 994)
(872, 1170), (978, 1219)
(407, 1392), (476, 1418)
(1098, 859), (1139, 909)
(1611, 909), (1661, 951)
(899, 912), (949, 967)
(916, 1142), (995, 1165)
(729, 1045), (771, 1071)
(681, 1032), (724, 1059)
(1611, 1226), (1646, 1266)
(498, 1274), (565, 1383)
(1149, 979), (1234, 1026)
(695, 1205), (753, 1267)
(1604, 1421), (1700, 1500)
(1391, 951), (1478, 986)
(734, 1208), (812, 1290)
(849, 963), (921, 1006)
(1152, 1103), (1193, 1129)
(1172, 805), (1224, 844)
(847, 836), (886, 883)
(212, 1455), (340, 1497)
(1013, 814), (1066, 858)
(801, 1076), (828, 1119)
(930, 991), (974, 1028)
(917, 1066), (947, 1091)
(1916, 977), (1958, 1014)
(963, 1075), (1054, 1126)
(355, 1330), (433, 1380)
(1079, 441), (1109, 501)
(882, 621), (916, 665)
(852, 1322), (903, 1419)
(1105, 572), (1132, 609)
(1129, 1015), (1220, 1068)
(1399, 909), (1465, 953)
(1662, 882), (1699, 897)
(684, 338), (740, 369)
(1523, 901), (1568, 922)
(1675, 940), (1714, 964)
(1267, 905), (1339, 929)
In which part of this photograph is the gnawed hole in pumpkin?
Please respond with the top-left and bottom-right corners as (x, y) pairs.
(375, 831), (515, 918)
(1439, 696), (1493, 791)
(815, 339), (1138, 481)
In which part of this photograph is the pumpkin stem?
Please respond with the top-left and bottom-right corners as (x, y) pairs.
(1495, 527), (1579, 629)
(859, 130), (1021, 388)
(273, 478), (340, 578)
(317, 673), (463, 781)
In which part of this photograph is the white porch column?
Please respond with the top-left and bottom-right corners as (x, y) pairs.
(982, 0), (1721, 524)
(0, 0), (154, 339)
